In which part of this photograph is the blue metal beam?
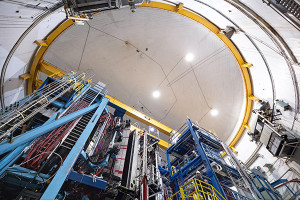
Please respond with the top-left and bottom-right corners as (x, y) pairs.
(166, 128), (191, 153)
(0, 102), (101, 155)
(7, 165), (49, 179)
(0, 143), (28, 176)
(180, 156), (203, 177)
(6, 169), (47, 182)
(44, 107), (66, 126)
(170, 156), (203, 181)
(158, 165), (168, 176)
(105, 106), (109, 114)
(0, 108), (65, 176)
(41, 98), (109, 200)
(50, 100), (65, 108)
(67, 170), (107, 189)
(186, 119), (227, 199)
(270, 179), (288, 187)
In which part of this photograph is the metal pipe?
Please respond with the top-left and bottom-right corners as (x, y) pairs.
(0, 83), (75, 139)
(274, 178), (300, 189)
(226, 0), (300, 127)
(0, 143), (28, 176)
(0, 1), (64, 109)
(244, 142), (263, 168)
(221, 141), (264, 199)
(0, 102), (101, 155)
(229, 0), (299, 64)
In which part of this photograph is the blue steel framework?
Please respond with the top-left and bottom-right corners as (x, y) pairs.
(272, 179), (300, 199)
(0, 72), (168, 199)
(0, 72), (155, 199)
(41, 97), (109, 199)
(0, 75), (286, 199)
(0, 74), (112, 199)
(166, 119), (250, 200)
(250, 170), (280, 200)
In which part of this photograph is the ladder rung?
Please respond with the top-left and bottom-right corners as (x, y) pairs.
(73, 126), (84, 131)
(65, 138), (77, 143)
(63, 141), (75, 146)
(76, 124), (86, 128)
(68, 134), (79, 139)
(60, 145), (72, 150)
(71, 129), (82, 133)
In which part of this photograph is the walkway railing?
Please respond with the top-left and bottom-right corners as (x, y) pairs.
(168, 178), (226, 200)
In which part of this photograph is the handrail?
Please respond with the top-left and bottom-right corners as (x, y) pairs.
(167, 178), (226, 200)
(0, 73), (87, 140)
(274, 178), (300, 189)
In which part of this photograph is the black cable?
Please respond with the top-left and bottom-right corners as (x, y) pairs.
(159, 100), (177, 122)
(158, 56), (184, 87)
(192, 69), (211, 109)
(77, 24), (91, 70)
(167, 46), (227, 87)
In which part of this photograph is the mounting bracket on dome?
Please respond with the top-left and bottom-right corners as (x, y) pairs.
(222, 26), (236, 39)
(124, 0), (149, 12)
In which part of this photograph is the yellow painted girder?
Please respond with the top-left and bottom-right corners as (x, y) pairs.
(39, 60), (66, 76)
(249, 95), (259, 102)
(130, 125), (170, 150)
(243, 124), (251, 130)
(19, 73), (32, 80)
(242, 62), (253, 68)
(230, 146), (238, 154)
(106, 95), (174, 136)
(34, 39), (48, 47)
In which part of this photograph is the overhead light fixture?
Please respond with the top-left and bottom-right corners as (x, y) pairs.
(152, 90), (160, 98)
(150, 127), (155, 132)
(210, 109), (218, 116)
(185, 53), (194, 62)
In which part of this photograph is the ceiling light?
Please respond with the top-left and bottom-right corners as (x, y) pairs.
(210, 109), (218, 116)
(150, 127), (155, 132)
(185, 53), (194, 62)
(152, 90), (160, 98)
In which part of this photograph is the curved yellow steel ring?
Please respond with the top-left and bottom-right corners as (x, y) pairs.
(138, 1), (253, 149)
(27, 1), (253, 150)
(28, 19), (73, 94)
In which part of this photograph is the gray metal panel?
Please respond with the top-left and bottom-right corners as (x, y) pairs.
(260, 125), (274, 146)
